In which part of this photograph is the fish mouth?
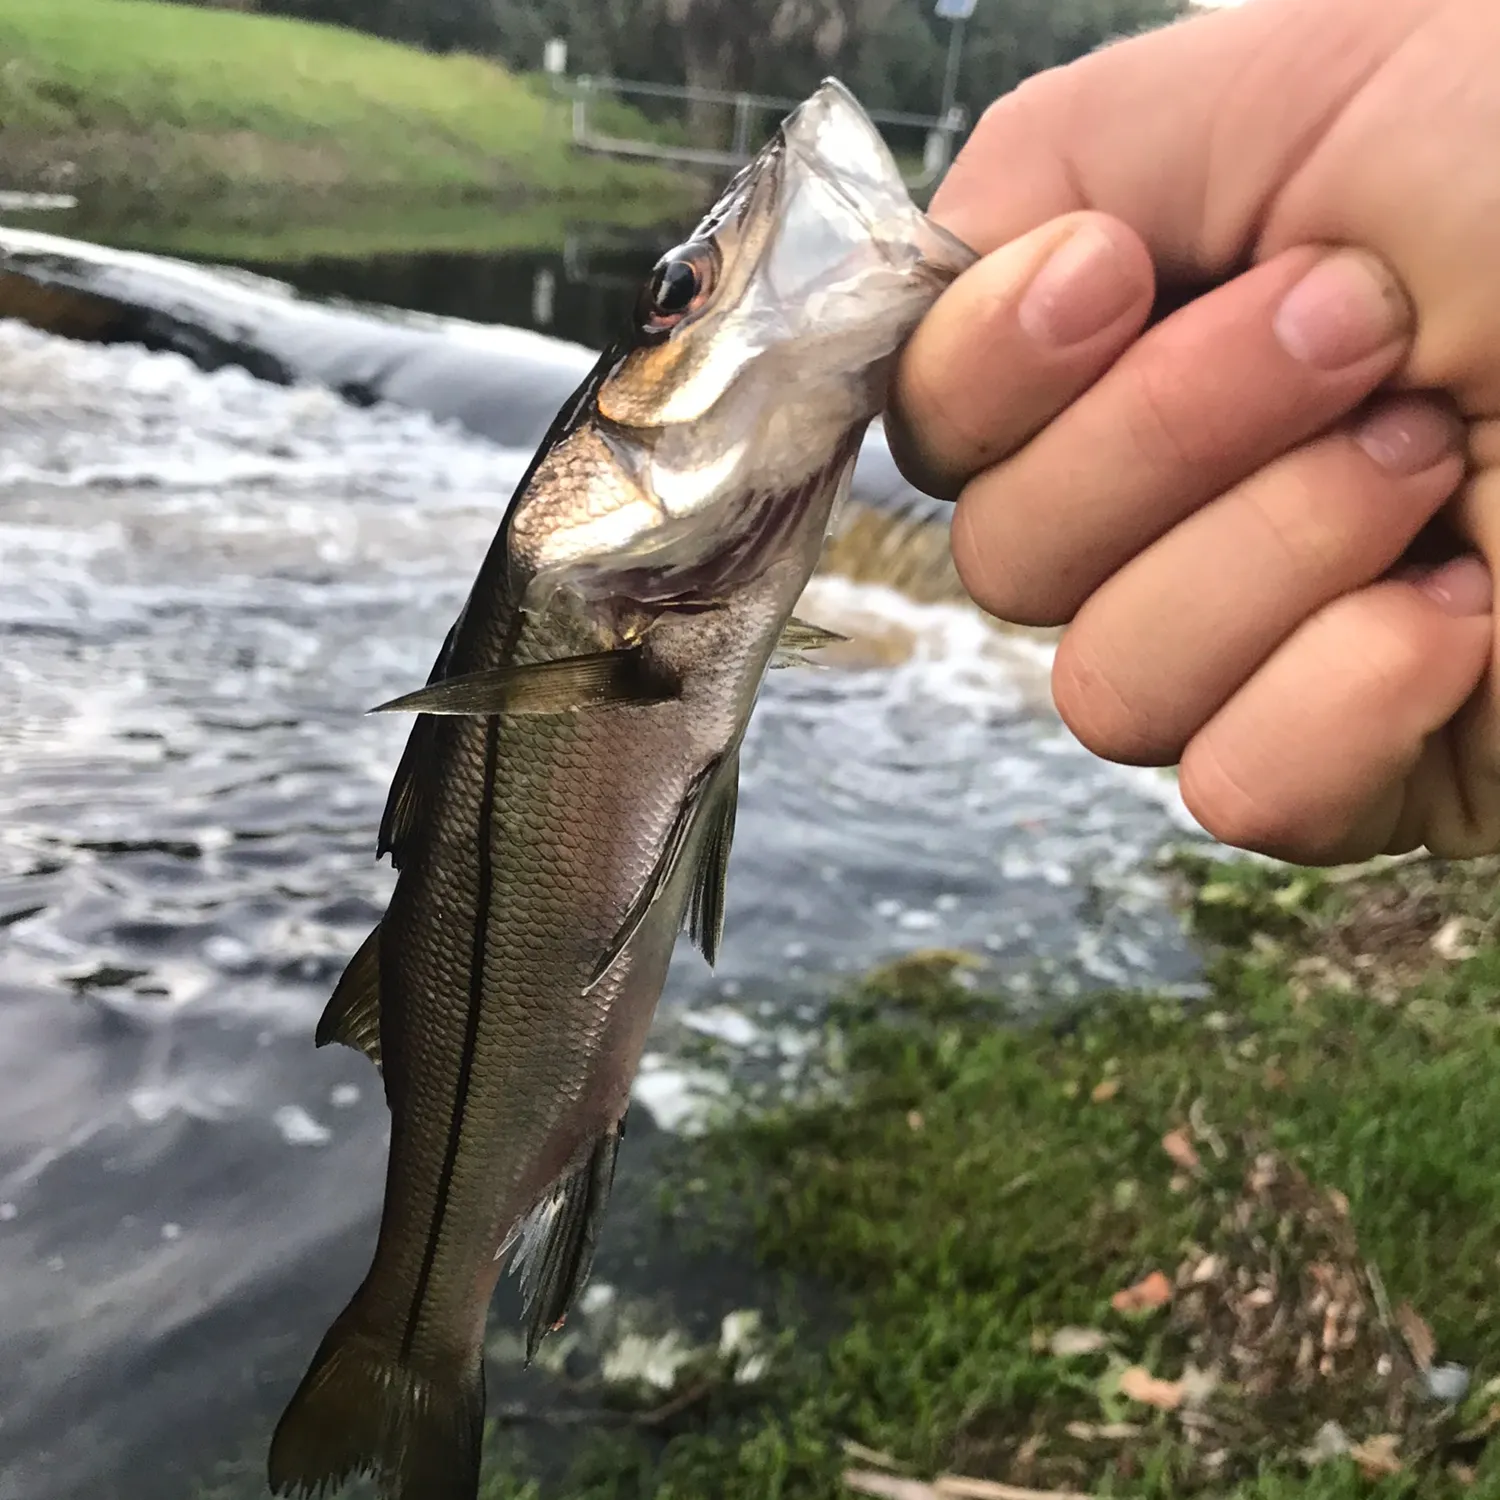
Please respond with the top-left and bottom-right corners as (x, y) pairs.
(690, 78), (974, 293)
(766, 78), (974, 283)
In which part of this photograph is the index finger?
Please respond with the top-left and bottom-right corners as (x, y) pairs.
(932, 0), (1421, 279)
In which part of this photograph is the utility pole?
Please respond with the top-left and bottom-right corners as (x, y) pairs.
(929, 0), (975, 174)
(935, 0), (975, 131)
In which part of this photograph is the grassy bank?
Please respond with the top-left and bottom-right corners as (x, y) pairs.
(0, 0), (702, 258)
(454, 852), (1500, 1499)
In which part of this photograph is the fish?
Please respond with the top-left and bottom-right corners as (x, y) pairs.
(266, 77), (975, 1500)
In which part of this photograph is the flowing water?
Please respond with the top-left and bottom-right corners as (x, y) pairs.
(0, 250), (1212, 1499)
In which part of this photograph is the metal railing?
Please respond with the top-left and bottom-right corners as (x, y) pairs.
(565, 76), (964, 192)
(0, 192), (77, 213)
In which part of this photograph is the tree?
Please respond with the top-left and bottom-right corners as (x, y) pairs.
(599, 0), (892, 139)
(632, 0), (1189, 145)
(180, 0), (1192, 140)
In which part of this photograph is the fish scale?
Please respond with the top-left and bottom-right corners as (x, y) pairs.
(267, 77), (975, 1500)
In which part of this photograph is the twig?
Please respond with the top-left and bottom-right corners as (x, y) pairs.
(842, 1441), (911, 1472)
(1320, 850), (1434, 884)
(844, 1473), (939, 1500)
(1365, 1259), (1394, 1332)
(845, 1470), (1100, 1500)
(637, 1377), (717, 1427)
(490, 1377), (716, 1431)
(491, 1402), (634, 1428)
(935, 1478), (1098, 1500)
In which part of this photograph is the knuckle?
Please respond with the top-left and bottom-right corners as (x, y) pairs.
(968, 92), (1025, 154)
(950, 483), (1064, 627)
(1321, 591), (1431, 706)
(1240, 464), (1351, 586)
(949, 489), (1009, 616)
(1123, 348), (1239, 477)
(969, 78), (1051, 157)
(1051, 629), (1173, 764)
(1178, 737), (1299, 855)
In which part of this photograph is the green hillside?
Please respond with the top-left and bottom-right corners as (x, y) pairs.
(0, 0), (700, 256)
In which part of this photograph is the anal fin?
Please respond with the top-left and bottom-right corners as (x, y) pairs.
(315, 924), (382, 1075)
(505, 1119), (625, 1364)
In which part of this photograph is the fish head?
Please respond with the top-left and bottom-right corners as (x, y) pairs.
(512, 79), (975, 614)
(601, 78), (974, 434)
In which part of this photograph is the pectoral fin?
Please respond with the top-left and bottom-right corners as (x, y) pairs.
(377, 718), (432, 867)
(315, 924), (382, 1075)
(368, 647), (676, 718)
(771, 615), (848, 668)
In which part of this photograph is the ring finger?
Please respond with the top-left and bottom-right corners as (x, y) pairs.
(1050, 393), (1467, 766)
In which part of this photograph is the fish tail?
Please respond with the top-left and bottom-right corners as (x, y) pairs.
(267, 1298), (485, 1500)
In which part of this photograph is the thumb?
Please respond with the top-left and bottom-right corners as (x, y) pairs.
(932, 0), (1421, 281)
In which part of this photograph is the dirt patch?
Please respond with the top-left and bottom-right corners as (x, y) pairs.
(903, 1121), (1480, 1497)
(1166, 1148), (1425, 1472)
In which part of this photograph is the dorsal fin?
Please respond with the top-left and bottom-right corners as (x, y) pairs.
(315, 924), (382, 1074)
(377, 620), (458, 869)
(584, 757), (724, 994)
(686, 751), (739, 968)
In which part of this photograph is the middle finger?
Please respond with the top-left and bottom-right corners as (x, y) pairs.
(951, 246), (1415, 626)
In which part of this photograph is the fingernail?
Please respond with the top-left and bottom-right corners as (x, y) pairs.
(1354, 398), (1463, 474)
(1018, 224), (1140, 348)
(1403, 555), (1493, 617)
(1273, 250), (1411, 369)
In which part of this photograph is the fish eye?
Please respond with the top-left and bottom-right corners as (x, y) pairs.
(638, 244), (716, 337)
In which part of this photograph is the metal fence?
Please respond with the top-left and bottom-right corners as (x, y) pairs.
(564, 75), (965, 192)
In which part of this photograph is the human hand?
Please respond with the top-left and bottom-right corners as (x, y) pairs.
(890, 0), (1500, 864)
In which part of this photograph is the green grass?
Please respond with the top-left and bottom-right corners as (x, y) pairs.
(0, 0), (703, 257)
(189, 852), (1500, 1499)
(464, 852), (1500, 1498)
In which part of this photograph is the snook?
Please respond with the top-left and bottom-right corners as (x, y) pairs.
(268, 78), (975, 1500)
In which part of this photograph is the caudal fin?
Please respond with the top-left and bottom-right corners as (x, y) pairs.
(267, 1303), (485, 1500)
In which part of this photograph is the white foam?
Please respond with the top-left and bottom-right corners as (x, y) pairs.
(272, 1105), (332, 1147)
(0, 317), (521, 502)
(681, 1007), (761, 1048)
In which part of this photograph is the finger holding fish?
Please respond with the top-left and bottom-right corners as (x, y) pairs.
(888, 210), (1156, 502)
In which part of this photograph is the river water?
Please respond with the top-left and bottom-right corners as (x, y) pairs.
(0, 251), (1211, 1498)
